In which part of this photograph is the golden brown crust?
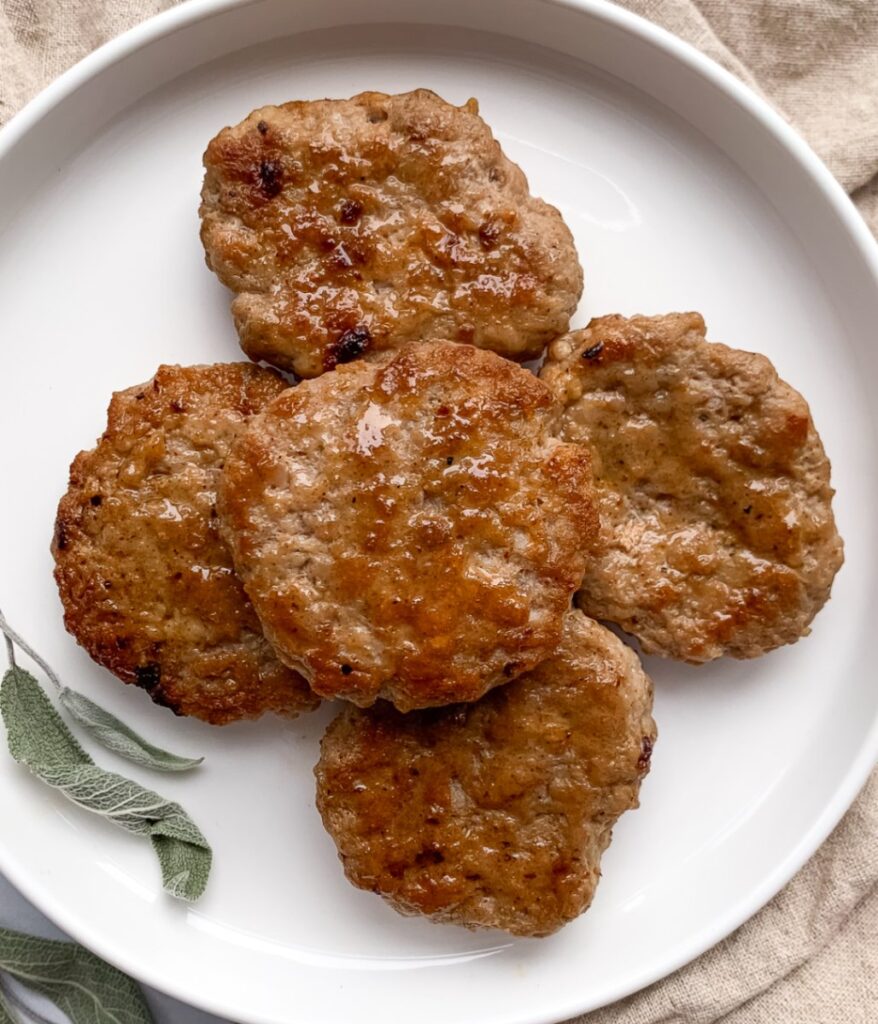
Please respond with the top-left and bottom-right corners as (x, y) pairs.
(540, 313), (844, 662)
(52, 364), (320, 725)
(315, 609), (656, 937)
(219, 341), (598, 709)
(200, 89), (582, 377)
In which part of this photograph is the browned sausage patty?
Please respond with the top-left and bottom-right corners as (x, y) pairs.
(315, 609), (655, 937)
(218, 342), (598, 710)
(52, 364), (319, 725)
(200, 89), (582, 378)
(540, 313), (844, 663)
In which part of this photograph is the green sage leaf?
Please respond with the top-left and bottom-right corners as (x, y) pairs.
(1, 668), (211, 902)
(32, 764), (212, 901)
(2, 670), (90, 769)
(0, 927), (153, 1024)
(0, 611), (202, 772)
(58, 688), (203, 773)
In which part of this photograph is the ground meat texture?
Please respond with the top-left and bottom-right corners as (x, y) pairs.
(199, 89), (582, 378)
(314, 609), (656, 937)
(52, 364), (320, 725)
(540, 313), (844, 663)
(218, 341), (598, 710)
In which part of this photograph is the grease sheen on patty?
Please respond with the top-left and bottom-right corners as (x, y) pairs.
(218, 341), (598, 710)
(200, 89), (582, 377)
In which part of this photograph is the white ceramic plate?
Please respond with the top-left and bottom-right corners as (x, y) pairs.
(1, 2), (877, 1022)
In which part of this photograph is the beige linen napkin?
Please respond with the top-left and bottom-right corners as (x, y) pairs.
(1, 2), (875, 1022)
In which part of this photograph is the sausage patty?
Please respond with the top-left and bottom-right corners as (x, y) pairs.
(314, 609), (656, 937)
(52, 363), (320, 725)
(200, 89), (582, 377)
(540, 313), (844, 663)
(218, 341), (598, 710)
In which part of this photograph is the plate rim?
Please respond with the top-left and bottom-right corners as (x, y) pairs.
(1, 1), (877, 1021)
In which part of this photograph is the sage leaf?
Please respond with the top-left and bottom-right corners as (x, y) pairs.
(0, 610), (202, 772)
(1, 668), (211, 902)
(0, 927), (153, 1024)
(33, 764), (212, 900)
(58, 688), (203, 772)
(2, 670), (90, 769)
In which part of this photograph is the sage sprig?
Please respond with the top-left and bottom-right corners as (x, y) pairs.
(0, 927), (153, 1024)
(0, 611), (202, 773)
(0, 666), (211, 903)
(58, 689), (203, 772)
